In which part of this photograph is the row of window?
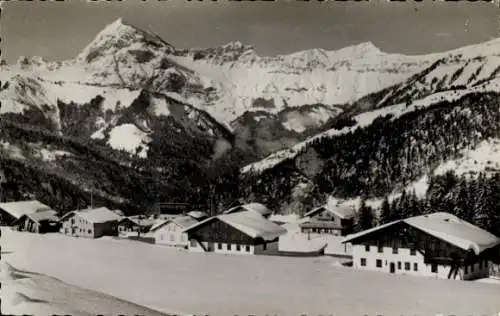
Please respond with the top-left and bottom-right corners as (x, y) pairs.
(364, 245), (416, 255)
(465, 261), (487, 274)
(360, 258), (419, 272)
(217, 243), (252, 252)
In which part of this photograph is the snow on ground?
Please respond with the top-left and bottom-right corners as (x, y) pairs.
(2, 228), (500, 316)
(107, 124), (151, 158)
(0, 262), (174, 316)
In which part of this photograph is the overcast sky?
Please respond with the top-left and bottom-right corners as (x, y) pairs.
(1, 0), (499, 63)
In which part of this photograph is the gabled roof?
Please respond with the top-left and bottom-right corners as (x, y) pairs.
(342, 212), (500, 255)
(0, 200), (53, 219)
(223, 202), (272, 217)
(149, 215), (199, 232)
(26, 210), (59, 223)
(304, 205), (356, 219)
(184, 211), (287, 241)
(186, 210), (208, 220)
(119, 216), (156, 227)
(62, 207), (122, 224)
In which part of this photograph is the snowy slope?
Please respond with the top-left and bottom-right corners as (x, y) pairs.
(2, 228), (500, 316)
(0, 262), (175, 316)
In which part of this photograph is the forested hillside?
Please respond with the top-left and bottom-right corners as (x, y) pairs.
(239, 92), (500, 236)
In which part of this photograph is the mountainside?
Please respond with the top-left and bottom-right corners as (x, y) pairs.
(2, 18), (500, 223)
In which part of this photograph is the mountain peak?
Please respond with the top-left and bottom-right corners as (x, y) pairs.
(76, 18), (174, 64)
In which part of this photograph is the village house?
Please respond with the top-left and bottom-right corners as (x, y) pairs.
(149, 215), (200, 248)
(60, 207), (122, 238)
(118, 216), (156, 237)
(342, 212), (500, 281)
(300, 204), (355, 237)
(13, 210), (60, 234)
(222, 203), (273, 219)
(0, 200), (54, 226)
(184, 209), (287, 255)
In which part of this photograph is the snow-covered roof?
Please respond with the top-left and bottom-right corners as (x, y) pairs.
(342, 212), (500, 255)
(299, 220), (342, 230)
(304, 205), (356, 219)
(25, 210), (59, 223)
(119, 216), (156, 227)
(187, 211), (208, 220)
(186, 211), (286, 241)
(0, 200), (53, 220)
(149, 215), (199, 232)
(223, 203), (272, 217)
(75, 207), (122, 224)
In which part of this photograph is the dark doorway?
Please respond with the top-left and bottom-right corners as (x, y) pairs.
(390, 262), (396, 273)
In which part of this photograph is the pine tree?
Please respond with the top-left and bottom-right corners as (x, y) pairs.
(379, 195), (392, 224)
(356, 198), (375, 232)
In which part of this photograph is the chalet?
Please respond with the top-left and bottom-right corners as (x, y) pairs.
(0, 200), (54, 226)
(149, 215), (200, 248)
(184, 210), (287, 255)
(300, 205), (355, 236)
(13, 210), (60, 233)
(118, 216), (156, 237)
(342, 212), (500, 281)
(60, 207), (122, 238)
(222, 203), (273, 219)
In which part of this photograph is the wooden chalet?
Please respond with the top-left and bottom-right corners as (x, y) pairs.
(300, 204), (355, 236)
(183, 210), (287, 255)
(222, 203), (273, 219)
(13, 210), (60, 233)
(0, 200), (54, 226)
(342, 212), (500, 281)
(118, 216), (156, 237)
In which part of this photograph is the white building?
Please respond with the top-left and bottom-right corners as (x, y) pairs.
(342, 212), (500, 280)
(149, 215), (199, 248)
(60, 207), (123, 238)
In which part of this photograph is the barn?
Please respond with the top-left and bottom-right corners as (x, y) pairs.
(13, 210), (60, 234)
(184, 210), (287, 255)
(342, 212), (500, 281)
(0, 200), (54, 226)
(60, 207), (122, 238)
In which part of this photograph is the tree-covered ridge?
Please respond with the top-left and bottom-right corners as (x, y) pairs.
(241, 92), (500, 215)
(356, 171), (500, 238)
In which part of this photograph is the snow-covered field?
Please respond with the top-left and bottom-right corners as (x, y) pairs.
(2, 228), (500, 316)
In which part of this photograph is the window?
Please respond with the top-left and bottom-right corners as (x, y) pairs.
(413, 263), (418, 271)
(88, 229), (91, 234)
(376, 259), (382, 268)
(263, 243), (267, 251)
(218, 243), (222, 250)
(365, 245), (370, 252)
(245, 245), (251, 252)
(378, 245), (383, 253)
(397, 261), (402, 270)
(431, 263), (438, 273)
(392, 247), (398, 254)
(471, 264), (475, 273)
(160, 234), (164, 240)
(227, 244), (231, 251)
(190, 239), (197, 247)
(170, 234), (175, 241)
(236, 244), (241, 251)
(404, 262), (410, 271)
(360, 258), (367, 266)
(410, 248), (416, 256)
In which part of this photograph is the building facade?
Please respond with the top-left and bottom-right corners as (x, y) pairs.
(60, 207), (121, 238)
(343, 212), (500, 281)
(184, 211), (285, 255)
(150, 215), (198, 248)
(301, 205), (355, 237)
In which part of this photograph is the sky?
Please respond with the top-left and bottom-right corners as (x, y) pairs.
(1, 0), (499, 63)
